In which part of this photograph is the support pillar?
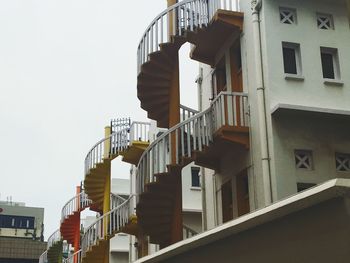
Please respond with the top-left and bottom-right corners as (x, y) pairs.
(347, 0), (350, 25)
(73, 186), (81, 263)
(169, 167), (183, 244)
(103, 126), (111, 263)
(167, 38), (183, 247)
(137, 232), (149, 258)
(167, 0), (178, 37)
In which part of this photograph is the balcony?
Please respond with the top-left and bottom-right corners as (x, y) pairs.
(136, 91), (249, 248)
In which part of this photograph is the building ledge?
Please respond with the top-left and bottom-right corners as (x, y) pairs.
(284, 74), (305, 81)
(324, 79), (344, 86)
(271, 103), (350, 117)
(135, 179), (350, 263)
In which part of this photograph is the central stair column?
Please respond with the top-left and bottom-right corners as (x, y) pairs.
(73, 186), (81, 263)
(168, 0), (183, 245)
(103, 126), (111, 263)
(168, 54), (183, 245)
(167, 0), (178, 38)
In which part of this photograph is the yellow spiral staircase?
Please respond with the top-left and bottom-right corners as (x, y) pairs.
(82, 119), (150, 263)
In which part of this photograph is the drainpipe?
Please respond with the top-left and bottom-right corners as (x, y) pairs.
(347, 0), (350, 25)
(195, 68), (207, 230)
(251, 0), (273, 205)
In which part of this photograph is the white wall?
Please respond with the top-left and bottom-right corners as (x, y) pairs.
(259, 0), (350, 200)
(262, 0), (350, 112)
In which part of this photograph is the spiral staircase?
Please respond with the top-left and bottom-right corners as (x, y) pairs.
(135, 0), (248, 248)
(81, 119), (150, 263)
(62, 250), (82, 263)
(60, 190), (99, 251)
(39, 229), (63, 263)
(84, 119), (150, 212)
(81, 195), (136, 263)
(137, 0), (243, 128)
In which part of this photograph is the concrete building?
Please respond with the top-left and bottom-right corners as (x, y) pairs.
(132, 0), (350, 261)
(0, 200), (46, 263)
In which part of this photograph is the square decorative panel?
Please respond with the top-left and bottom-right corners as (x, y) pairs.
(295, 150), (313, 170)
(280, 8), (297, 24)
(317, 13), (334, 29)
(336, 153), (350, 172)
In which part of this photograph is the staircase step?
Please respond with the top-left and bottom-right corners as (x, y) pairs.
(139, 68), (172, 81)
(139, 216), (172, 227)
(145, 183), (175, 195)
(149, 51), (175, 68)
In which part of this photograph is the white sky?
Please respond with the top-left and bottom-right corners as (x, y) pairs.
(0, 0), (198, 240)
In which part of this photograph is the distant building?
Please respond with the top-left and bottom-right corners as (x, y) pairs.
(0, 199), (46, 263)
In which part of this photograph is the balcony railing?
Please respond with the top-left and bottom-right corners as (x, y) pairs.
(183, 225), (198, 239)
(137, 0), (239, 73)
(130, 121), (151, 142)
(180, 104), (199, 122)
(212, 91), (249, 132)
(136, 92), (249, 195)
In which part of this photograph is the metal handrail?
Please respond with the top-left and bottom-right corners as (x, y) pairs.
(47, 229), (61, 250)
(38, 250), (48, 263)
(61, 191), (92, 223)
(137, 0), (239, 73)
(81, 195), (135, 258)
(84, 127), (129, 177)
(62, 249), (82, 263)
(136, 92), (249, 195)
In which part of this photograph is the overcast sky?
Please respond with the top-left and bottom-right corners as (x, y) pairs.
(0, 0), (198, 240)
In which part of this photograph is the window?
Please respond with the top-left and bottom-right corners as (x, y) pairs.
(317, 13), (334, 30)
(282, 42), (302, 76)
(280, 7), (297, 25)
(295, 150), (313, 170)
(0, 215), (35, 229)
(320, 47), (340, 80)
(336, 153), (350, 172)
(191, 167), (200, 188)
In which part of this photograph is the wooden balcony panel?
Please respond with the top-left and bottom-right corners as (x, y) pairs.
(190, 10), (244, 66)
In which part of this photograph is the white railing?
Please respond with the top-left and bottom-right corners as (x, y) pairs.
(180, 104), (199, 122)
(62, 250), (82, 263)
(81, 196), (135, 258)
(137, 0), (238, 73)
(137, 108), (213, 194)
(212, 92), (249, 131)
(38, 250), (48, 263)
(208, 0), (240, 18)
(61, 191), (92, 223)
(47, 229), (61, 249)
(110, 194), (126, 211)
(84, 121), (150, 178)
(136, 92), (248, 195)
(84, 127), (129, 177)
(183, 225), (198, 239)
(130, 121), (150, 142)
(111, 118), (131, 134)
